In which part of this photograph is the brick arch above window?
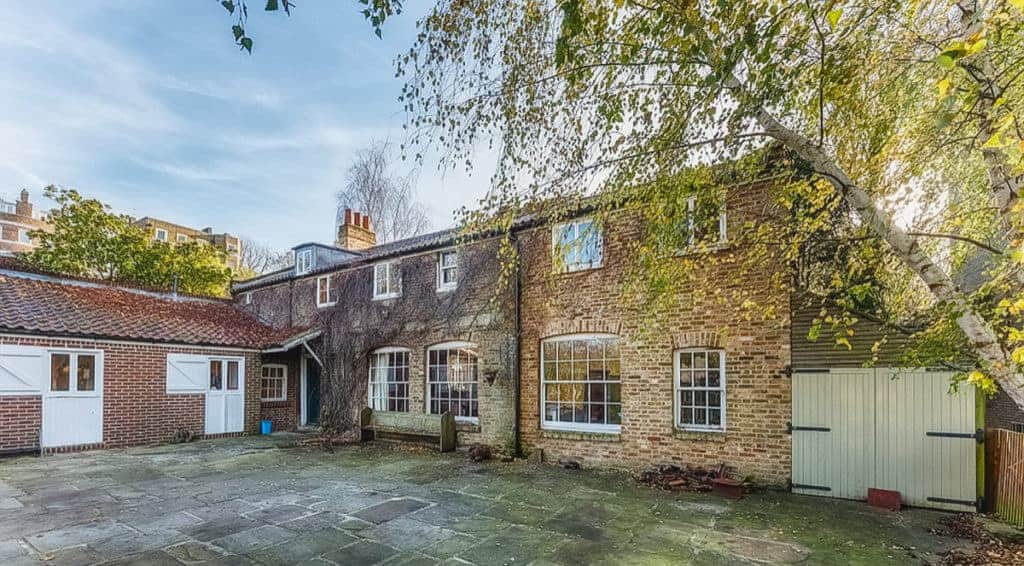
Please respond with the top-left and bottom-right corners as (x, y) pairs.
(538, 319), (624, 340)
(672, 331), (727, 351)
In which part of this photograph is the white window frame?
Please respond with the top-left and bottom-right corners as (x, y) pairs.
(295, 249), (314, 275)
(685, 196), (727, 246)
(368, 347), (411, 412)
(208, 358), (242, 391)
(373, 261), (401, 300)
(154, 228), (168, 242)
(47, 350), (103, 397)
(260, 364), (288, 402)
(426, 341), (479, 423)
(540, 333), (621, 434)
(176, 233), (188, 244)
(674, 349), (727, 432)
(552, 218), (604, 273)
(19, 229), (32, 244)
(437, 250), (458, 292)
(316, 275), (337, 307)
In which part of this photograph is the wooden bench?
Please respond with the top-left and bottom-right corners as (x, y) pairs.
(359, 408), (456, 452)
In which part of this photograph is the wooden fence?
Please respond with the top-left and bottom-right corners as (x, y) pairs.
(986, 428), (1024, 525)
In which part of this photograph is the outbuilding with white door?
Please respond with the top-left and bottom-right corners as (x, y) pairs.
(0, 260), (313, 453)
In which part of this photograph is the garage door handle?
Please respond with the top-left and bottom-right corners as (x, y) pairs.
(786, 422), (830, 434)
(926, 429), (984, 443)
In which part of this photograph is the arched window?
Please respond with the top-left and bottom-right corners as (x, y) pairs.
(540, 334), (621, 433)
(368, 347), (410, 412)
(427, 341), (479, 422)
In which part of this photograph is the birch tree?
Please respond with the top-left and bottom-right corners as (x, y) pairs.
(392, 0), (1024, 405)
(221, 0), (1024, 405)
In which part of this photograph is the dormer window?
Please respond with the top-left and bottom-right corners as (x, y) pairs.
(295, 249), (313, 275)
(155, 228), (168, 242)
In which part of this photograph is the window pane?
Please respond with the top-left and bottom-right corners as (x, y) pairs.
(708, 369), (721, 388)
(608, 404), (622, 424)
(227, 361), (239, 390)
(389, 265), (401, 294)
(77, 355), (96, 391)
(51, 354), (70, 392)
(210, 361), (223, 390)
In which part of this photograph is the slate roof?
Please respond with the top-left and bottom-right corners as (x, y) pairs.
(232, 227), (463, 292)
(0, 259), (313, 349)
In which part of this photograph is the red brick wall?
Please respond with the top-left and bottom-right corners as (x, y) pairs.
(0, 396), (41, 452)
(259, 350), (302, 431)
(517, 185), (793, 484)
(0, 335), (262, 451)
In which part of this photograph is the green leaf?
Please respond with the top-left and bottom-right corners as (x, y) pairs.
(232, 25), (244, 41)
(221, 0), (235, 14)
(826, 9), (841, 30)
(807, 322), (821, 342)
(240, 37), (253, 53)
(934, 54), (954, 70)
(265, 0), (279, 11)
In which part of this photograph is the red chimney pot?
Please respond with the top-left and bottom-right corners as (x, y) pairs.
(344, 208), (352, 225)
(362, 215), (370, 230)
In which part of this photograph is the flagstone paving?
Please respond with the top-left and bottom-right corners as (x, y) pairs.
(0, 435), (964, 564)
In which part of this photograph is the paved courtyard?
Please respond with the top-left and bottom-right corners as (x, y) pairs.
(0, 435), (965, 565)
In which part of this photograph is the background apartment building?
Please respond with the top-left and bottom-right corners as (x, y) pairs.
(0, 190), (50, 255)
(133, 217), (242, 271)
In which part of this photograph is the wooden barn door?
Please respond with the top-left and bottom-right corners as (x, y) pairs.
(791, 368), (978, 511)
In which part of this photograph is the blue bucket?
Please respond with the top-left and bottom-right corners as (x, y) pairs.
(260, 420), (272, 435)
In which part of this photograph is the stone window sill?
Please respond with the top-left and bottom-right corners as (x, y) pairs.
(456, 422), (481, 433)
(672, 428), (728, 443)
(260, 400), (291, 408)
(541, 429), (622, 443)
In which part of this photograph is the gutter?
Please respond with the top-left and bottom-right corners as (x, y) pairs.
(261, 329), (323, 354)
(512, 233), (523, 458)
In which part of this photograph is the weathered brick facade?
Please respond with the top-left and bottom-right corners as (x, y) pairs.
(258, 350), (302, 432)
(0, 335), (262, 452)
(516, 186), (793, 484)
(0, 396), (41, 453)
(240, 237), (517, 452)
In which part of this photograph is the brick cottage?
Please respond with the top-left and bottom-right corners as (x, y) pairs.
(0, 184), (997, 509)
(0, 258), (314, 453)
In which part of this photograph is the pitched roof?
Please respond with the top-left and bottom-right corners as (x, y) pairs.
(233, 227), (462, 292)
(0, 260), (312, 349)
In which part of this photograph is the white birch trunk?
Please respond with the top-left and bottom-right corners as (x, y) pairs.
(751, 106), (1024, 409)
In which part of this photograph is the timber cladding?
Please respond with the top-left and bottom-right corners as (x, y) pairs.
(0, 335), (262, 451)
(516, 185), (794, 484)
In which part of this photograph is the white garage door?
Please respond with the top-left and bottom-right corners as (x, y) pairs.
(792, 368), (978, 511)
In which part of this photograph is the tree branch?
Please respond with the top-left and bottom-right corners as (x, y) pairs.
(905, 231), (1004, 255)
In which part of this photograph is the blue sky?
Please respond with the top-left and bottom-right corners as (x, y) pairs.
(0, 1), (494, 251)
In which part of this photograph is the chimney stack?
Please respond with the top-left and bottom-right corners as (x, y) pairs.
(15, 189), (32, 217)
(336, 207), (377, 251)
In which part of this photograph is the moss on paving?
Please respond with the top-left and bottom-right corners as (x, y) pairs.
(0, 436), (964, 564)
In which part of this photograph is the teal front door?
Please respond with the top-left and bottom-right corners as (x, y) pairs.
(306, 361), (320, 426)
